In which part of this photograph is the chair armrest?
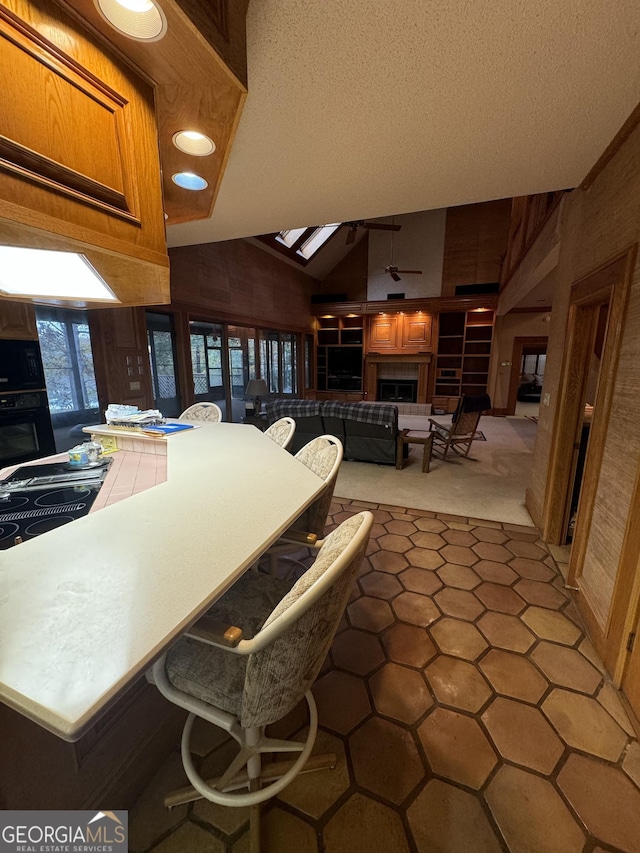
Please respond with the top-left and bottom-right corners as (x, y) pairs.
(186, 615), (244, 648)
(278, 530), (319, 546)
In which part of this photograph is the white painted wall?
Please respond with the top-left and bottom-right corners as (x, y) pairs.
(367, 209), (446, 300)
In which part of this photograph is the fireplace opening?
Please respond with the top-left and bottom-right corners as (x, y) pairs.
(378, 380), (418, 403)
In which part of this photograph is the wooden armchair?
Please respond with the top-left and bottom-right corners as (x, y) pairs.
(428, 394), (490, 460)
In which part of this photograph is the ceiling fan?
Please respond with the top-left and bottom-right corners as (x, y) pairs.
(343, 219), (401, 245)
(383, 222), (423, 281)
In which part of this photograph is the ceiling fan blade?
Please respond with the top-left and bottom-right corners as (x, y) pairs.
(390, 271), (401, 282)
(364, 222), (402, 231)
(345, 227), (356, 245)
(396, 269), (423, 275)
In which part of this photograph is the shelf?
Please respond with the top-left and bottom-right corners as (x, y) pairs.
(318, 330), (340, 345)
(341, 329), (364, 345)
(434, 309), (494, 401)
(438, 339), (464, 355)
(437, 356), (463, 369)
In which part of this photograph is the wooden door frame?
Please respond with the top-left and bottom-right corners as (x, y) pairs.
(543, 249), (634, 546)
(506, 336), (548, 416)
(542, 246), (636, 674)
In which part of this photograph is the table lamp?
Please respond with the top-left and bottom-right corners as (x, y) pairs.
(245, 378), (269, 414)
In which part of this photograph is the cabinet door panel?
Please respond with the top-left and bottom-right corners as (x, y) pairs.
(0, 11), (133, 218)
(402, 315), (432, 349)
(0, 301), (37, 339)
(369, 317), (398, 349)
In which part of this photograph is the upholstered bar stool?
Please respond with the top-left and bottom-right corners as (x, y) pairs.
(179, 402), (223, 422)
(148, 511), (373, 852)
(264, 416), (296, 450)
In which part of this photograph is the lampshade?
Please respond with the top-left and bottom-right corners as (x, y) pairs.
(245, 379), (268, 397)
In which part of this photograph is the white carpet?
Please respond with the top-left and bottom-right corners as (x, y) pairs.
(334, 415), (537, 526)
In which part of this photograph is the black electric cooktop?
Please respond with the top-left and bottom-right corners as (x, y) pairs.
(0, 458), (112, 550)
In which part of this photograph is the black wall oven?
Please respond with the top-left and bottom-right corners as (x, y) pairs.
(0, 340), (56, 469)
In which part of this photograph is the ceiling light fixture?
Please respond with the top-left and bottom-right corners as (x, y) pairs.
(0, 247), (118, 302)
(172, 131), (216, 156)
(95, 0), (167, 42)
(172, 172), (208, 191)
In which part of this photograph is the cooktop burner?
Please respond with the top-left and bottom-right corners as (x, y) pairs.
(0, 458), (112, 549)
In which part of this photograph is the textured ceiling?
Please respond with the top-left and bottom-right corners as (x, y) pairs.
(167, 0), (640, 249)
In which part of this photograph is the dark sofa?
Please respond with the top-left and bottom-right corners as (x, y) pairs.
(265, 400), (399, 464)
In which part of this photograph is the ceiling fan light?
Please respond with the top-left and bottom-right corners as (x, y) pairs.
(95, 0), (167, 42)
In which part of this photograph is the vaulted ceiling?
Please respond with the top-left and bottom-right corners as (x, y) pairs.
(166, 0), (640, 250)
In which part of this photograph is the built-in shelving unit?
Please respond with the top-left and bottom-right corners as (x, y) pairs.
(435, 310), (494, 398)
(316, 316), (363, 392)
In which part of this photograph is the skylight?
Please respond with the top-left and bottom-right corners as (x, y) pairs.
(296, 224), (341, 259)
(275, 228), (307, 248)
(258, 222), (343, 265)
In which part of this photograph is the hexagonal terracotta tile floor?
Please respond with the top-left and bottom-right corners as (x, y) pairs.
(129, 498), (638, 853)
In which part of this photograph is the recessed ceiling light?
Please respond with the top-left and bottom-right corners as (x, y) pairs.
(172, 172), (208, 191)
(172, 131), (216, 156)
(95, 0), (167, 42)
(0, 247), (118, 302)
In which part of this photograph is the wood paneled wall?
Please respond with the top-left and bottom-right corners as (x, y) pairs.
(317, 235), (369, 302)
(169, 239), (316, 331)
(88, 307), (154, 414)
(441, 199), (512, 296)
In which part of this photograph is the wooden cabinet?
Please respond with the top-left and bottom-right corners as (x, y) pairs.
(0, 0), (169, 307)
(0, 301), (37, 339)
(435, 310), (494, 398)
(367, 312), (433, 353)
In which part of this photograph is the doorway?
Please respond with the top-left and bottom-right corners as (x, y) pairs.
(188, 321), (228, 419)
(543, 248), (638, 689)
(146, 312), (181, 417)
(506, 336), (548, 417)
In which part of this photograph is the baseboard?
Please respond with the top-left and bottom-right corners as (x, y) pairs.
(525, 488), (543, 529)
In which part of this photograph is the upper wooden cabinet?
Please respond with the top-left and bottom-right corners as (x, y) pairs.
(368, 312), (433, 353)
(368, 315), (399, 350)
(0, 0), (169, 307)
(62, 0), (247, 227)
(0, 301), (37, 339)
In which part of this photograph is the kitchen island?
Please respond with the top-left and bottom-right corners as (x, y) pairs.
(0, 422), (325, 806)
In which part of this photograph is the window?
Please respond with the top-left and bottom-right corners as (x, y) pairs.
(36, 307), (98, 415)
(35, 306), (99, 452)
(259, 329), (297, 396)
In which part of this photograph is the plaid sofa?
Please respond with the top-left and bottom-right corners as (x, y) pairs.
(265, 400), (399, 464)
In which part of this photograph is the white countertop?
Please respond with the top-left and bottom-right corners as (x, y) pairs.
(0, 423), (325, 741)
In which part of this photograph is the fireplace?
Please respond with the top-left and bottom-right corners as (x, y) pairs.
(364, 353), (432, 402)
(378, 380), (418, 403)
